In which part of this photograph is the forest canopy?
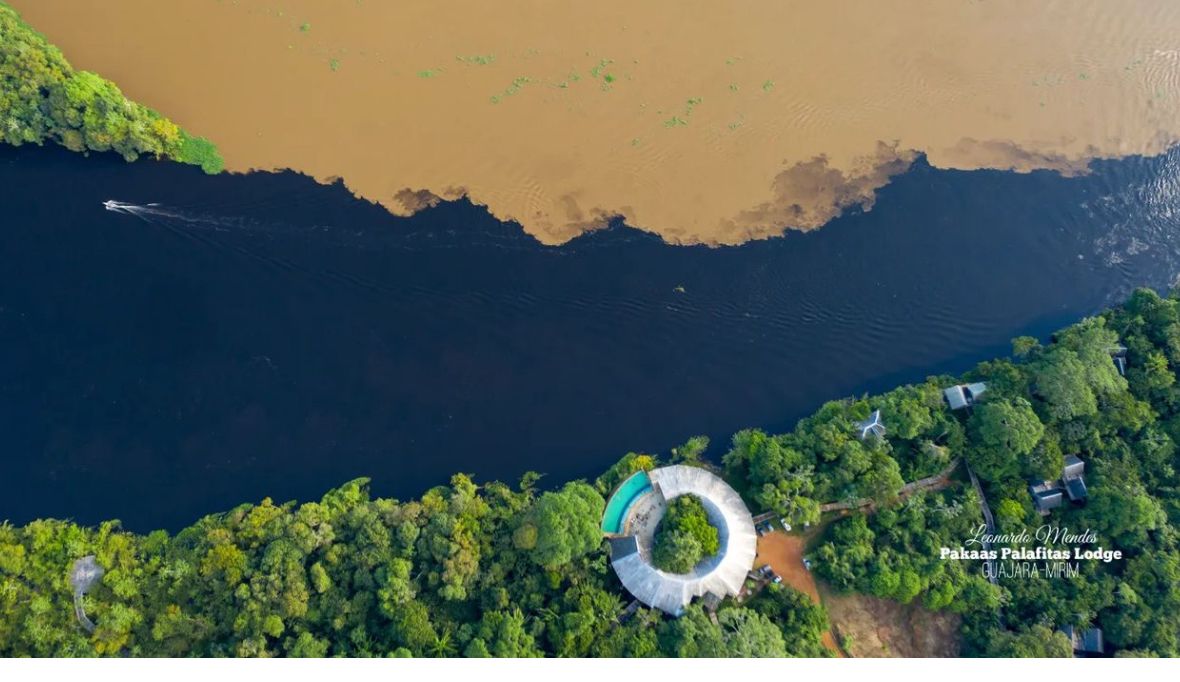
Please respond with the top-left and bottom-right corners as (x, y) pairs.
(4, 288), (1180, 657)
(0, 2), (223, 172)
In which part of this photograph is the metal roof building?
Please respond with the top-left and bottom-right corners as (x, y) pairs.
(854, 409), (887, 440)
(944, 382), (988, 410)
(606, 465), (757, 616)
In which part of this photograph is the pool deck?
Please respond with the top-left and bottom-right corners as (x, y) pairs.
(622, 488), (666, 556)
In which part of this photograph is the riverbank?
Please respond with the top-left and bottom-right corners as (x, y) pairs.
(0, 2), (222, 172)
(4, 288), (1180, 657)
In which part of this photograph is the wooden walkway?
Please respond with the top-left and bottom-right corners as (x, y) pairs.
(965, 463), (1000, 587)
(819, 458), (962, 514)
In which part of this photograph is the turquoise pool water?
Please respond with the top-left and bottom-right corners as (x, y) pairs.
(601, 471), (652, 534)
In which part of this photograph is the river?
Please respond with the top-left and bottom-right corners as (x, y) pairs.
(2, 144), (1178, 530)
(9, 0), (1180, 245)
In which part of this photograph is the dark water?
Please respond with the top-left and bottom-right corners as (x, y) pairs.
(2, 144), (1179, 531)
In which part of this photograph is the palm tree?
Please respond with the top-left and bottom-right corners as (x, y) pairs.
(429, 627), (456, 657)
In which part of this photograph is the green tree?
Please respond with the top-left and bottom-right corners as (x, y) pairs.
(0, 4), (223, 172)
(651, 495), (719, 573)
(521, 481), (604, 569)
(967, 398), (1044, 480)
(984, 624), (1073, 657)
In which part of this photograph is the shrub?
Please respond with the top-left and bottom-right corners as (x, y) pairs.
(651, 494), (719, 573)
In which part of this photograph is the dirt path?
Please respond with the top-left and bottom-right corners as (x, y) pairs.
(754, 531), (843, 656)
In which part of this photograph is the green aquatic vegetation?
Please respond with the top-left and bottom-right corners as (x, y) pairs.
(490, 76), (532, 103)
(589, 58), (613, 79)
(417, 69), (439, 78)
(505, 76), (530, 93)
(663, 116), (688, 128)
(0, 2), (223, 173)
(299, 22), (311, 33)
(603, 73), (616, 84)
(729, 83), (739, 92)
(457, 54), (496, 66)
(176, 132), (224, 174)
(330, 58), (341, 72)
(762, 79), (775, 92)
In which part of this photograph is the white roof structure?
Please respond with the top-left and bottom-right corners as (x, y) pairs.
(855, 409), (886, 439)
(944, 382), (988, 410)
(607, 465), (757, 615)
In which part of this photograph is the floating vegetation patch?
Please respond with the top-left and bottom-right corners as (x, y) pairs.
(590, 58), (614, 79)
(762, 79), (775, 92)
(457, 54), (496, 66)
(329, 58), (341, 72)
(417, 69), (440, 78)
(300, 22), (311, 33)
(659, 96), (703, 128)
(491, 76), (533, 103)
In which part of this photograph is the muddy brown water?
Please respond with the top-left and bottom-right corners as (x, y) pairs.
(11, 0), (1180, 244)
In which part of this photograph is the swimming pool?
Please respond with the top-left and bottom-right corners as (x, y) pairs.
(601, 471), (653, 534)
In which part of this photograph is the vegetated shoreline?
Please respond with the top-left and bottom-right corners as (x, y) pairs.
(0, 2), (222, 173)
(3, 288), (1179, 657)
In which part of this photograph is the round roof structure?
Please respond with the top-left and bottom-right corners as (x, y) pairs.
(605, 465), (757, 615)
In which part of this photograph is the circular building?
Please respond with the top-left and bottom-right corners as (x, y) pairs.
(602, 465), (757, 615)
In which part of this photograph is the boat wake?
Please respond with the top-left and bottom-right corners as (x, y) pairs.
(103, 200), (213, 225)
(99, 198), (639, 256)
